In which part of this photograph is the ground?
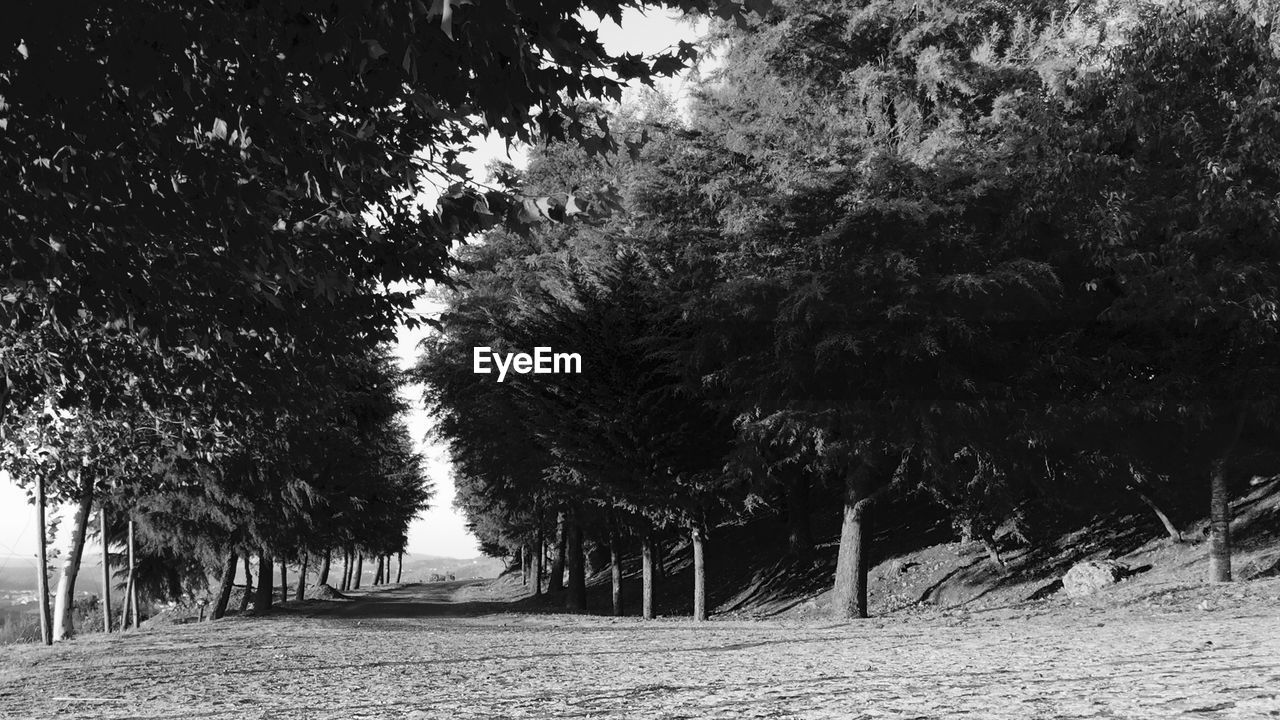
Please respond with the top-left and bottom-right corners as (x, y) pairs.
(2, 578), (1278, 720)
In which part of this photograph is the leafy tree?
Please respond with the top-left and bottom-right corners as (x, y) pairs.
(1015, 2), (1280, 581)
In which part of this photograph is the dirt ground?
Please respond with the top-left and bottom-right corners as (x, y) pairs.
(1, 579), (1278, 720)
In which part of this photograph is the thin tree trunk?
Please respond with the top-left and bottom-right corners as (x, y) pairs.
(549, 512), (566, 592)
(353, 554), (363, 589)
(295, 554), (308, 601)
(53, 476), (95, 641)
(318, 549), (331, 587)
(786, 475), (813, 560)
(120, 574), (132, 631)
(1134, 487), (1182, 542)
(691, 525), (706, 622)
(374, 556), (384, 585)
(340, 549), (350, 591)
(566, 512), (586, 614)
(211, 551), (237, 620)
(396, 552), (403, 584)
(279, 561), (288, 603)
(119, 576), (131, 631)
(34, 474), (52, 645)
(641, 533), (654, 620)
(99, 507), (112, 633)
(609, 522), (623, 617)
(1209, 411), (1246, 582)
(126, 519), (139, 629)
(239, 556), (253, 612)
(254, 552), (273, 612)
(532, 532), (544, 597)
(833, 462), (873, 619)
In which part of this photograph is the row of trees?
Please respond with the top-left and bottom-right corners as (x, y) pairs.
(4, 343), (430, 642)
(421, 0), (1280, 620)
(3, 0), (765, 642)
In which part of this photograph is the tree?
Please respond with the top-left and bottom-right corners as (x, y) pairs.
(1015, 2), (1280, 582)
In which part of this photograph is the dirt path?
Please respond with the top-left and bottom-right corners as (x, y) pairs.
(1, 581), (1278, 719)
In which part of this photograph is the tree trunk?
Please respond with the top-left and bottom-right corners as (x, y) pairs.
(566, 512), (586, 614)
(980, 535), (1005, 570)
(254, 552), (274, 612)
(396, 552), (403, 583)
(641, 533), (654, 620)
(786, 475), (813, 560)
(691, 525), (706, 622)
(374, 556), (384, 585)
(549, 512), (566, 592)
(99, 507), (112, 633)
(119, 575), (132, 632)
(211, 551), (237, 620)
(340, 549), (350, 591)
(34, 474), (52, 645)
(53, 477), (95, 641)
(1134, 486), (1182, 542)
(126, 519), (139, 629)
(239, 556), (253, 612)
(295, 554), (308, 601)
(353, 554), (363, 589)
(532, 536), (544, 597)
(1209, 411), (1246, 582)
(318, 549), (331, 587)
(1209, 457), (1233, 582)
(119, 574), (132, 631)
(279, 561), (288, 603)
(609, 523), (623, 617)
(832, 462), (873, 620)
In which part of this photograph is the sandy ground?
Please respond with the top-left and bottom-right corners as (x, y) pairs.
(1, 580), (1278, 720)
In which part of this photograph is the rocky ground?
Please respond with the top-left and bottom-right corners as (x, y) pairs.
(1, 578), (1278, 720)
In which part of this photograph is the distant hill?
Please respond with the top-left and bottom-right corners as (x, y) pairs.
(396, 553), (506, 581)
(0, 555), (107, 596)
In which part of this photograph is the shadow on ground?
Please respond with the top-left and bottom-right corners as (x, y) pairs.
(293, 580), (525, 619)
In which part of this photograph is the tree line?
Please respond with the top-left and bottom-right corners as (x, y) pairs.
(419, 0), (1280, 620)
(1, 0), (760, 643)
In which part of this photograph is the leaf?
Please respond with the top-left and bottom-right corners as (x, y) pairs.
(211, 118), (228, 140)
(429, 0), (457, 40)
(650, 54), (686, 77)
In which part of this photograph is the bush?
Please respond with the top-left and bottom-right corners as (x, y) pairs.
(0, 611), (42, 645)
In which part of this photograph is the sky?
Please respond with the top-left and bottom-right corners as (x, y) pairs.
(401, 8), (709, 557)
(0, 9), (706, 563)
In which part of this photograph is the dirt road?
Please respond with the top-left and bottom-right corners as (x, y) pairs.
(1, 580), (1277, 719)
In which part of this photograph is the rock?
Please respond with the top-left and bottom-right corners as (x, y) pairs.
(1062, 560), (1130, 598)
(891, 560), (920, 575)
(311, 583), (347, 600)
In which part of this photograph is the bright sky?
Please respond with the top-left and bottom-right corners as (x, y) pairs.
(0, 8), (704, 563)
